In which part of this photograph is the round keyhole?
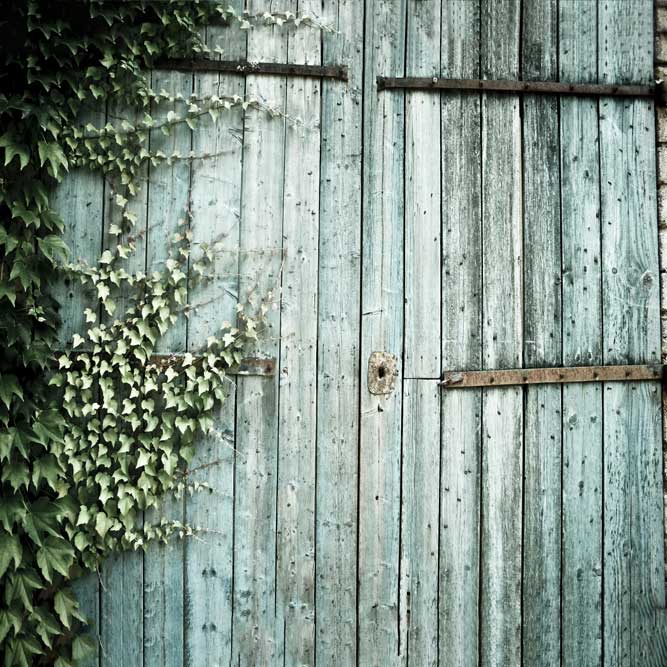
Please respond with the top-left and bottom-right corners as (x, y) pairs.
(378, 365), (386, 379)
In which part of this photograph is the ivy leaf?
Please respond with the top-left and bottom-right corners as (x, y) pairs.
(24, 499), (63, 546)
(37, 234), (69, 265)
(95, 511), (113, 538)
(72, 634), (97, 660)
(4, 635), (43, 667)
(53, 589), (84, 630)
(6, 569), (42, 612)
(30, 606), (62, 648)
(37, 141), (69, 179)
(36, 536), (75, 582)
(1, 462), (29, 492)
(0, 533), (22, 578)
(0, 132), (30, 170)
(0, 608), (22, 644)
(0, 495), (26, 531)
(0, 374), (23, 409)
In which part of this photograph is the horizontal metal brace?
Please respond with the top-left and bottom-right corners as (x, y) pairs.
(58, 351), (276, 377)
(156, 58), (348, 81)
(376, 76), (658, 100)
(440, 364), (663, 389)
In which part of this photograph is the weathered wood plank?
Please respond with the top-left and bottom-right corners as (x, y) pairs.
(400, 380), (440, 666)
(358, 0), (406, 663)
(439, 1), (481, 665)
(559, 3), (603, 664)
(521, 3), (561, 663)
(100, 100), (149, 667)
(403, 0), (440, 378)
(598, 2), (663, 665)
(184, 18), (246, 666)
(142, 66), (192, 667)
(231, 1), (289, 662)
(479, 1), (522, 665)
(315, 1), (363, 663)
(275, 2), (321, 663)
(52, 107), (106, 667)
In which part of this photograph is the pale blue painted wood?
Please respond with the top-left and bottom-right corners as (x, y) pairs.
(100, 101), (149, 667)
(184, 18), (245, 667)
(315, 1), (363, 664)
(480, 1), (522, 665)
(521, 1), (561, 664)
(439, 3), (482, 665)
(559, 2), (603, 665)
(231, 2), (290, 663)
(275, 2), (321, 663)
(400, 380), (440, 666)
(52, 107), (106, 667)
(598, 2), (664, 664)
(403, 0), (441, 379)
(358, 0), (407, 664)
(142, 66), (193, 667)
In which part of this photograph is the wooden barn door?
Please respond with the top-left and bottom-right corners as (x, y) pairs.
(359, 1), (667, 666)
(53, 1), (667, 666)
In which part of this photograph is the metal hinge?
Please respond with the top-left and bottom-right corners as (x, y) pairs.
(156, 58), (348, 81)
(440, 364), (663, 389)
(376, 76), (661, 101)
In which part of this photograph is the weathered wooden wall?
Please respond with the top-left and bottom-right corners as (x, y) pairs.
(55, 0), (667, 665)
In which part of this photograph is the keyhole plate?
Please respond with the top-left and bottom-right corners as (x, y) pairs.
(368, 351), (398, 395)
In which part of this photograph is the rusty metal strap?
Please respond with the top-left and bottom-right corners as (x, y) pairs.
(440, 364), (664, 389)
(156, 58), (348, 81)
(376, 76), (658, 99)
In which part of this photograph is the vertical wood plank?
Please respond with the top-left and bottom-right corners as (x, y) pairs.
(403, 0), (441, 379)
(598, 2), (664, 664)
(559, 2), (603, 665)
(275, 2), (321, 664)
(100, 101), (149, 667)
(232, 1), (289, 662)
(315, 1), (363, 664)
(142, 66), (192, 667)
(439, 1), (482, 665)
(521, 1), (561, 665)
(400, 380), (440, 666)
(51, 107), (106, 667)
(479, 1), (522, 665)
(358, 0), (407, 663)
(184, 18), (246, 667)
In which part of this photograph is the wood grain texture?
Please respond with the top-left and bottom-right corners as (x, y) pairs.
(315, 0), (363, 664)
(100, 100), (149, 667)
(559, 2), (603, 664)
(403, 0), (441, 378)
(275, 2), (321, 663)
(142, 66), (192, 667)
(480, 1), (522, 665)
(400, 380), (440, 667)
(231, 2), (289, 663)
(52, 107), (106, 667)
(184, 17), (246, 666)
(439, 1), (481, 665)
(599, 2), (664, 665)
(358, 0), (406, 664)
(521, 2), (561, 664)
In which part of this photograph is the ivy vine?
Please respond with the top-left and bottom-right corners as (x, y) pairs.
(0, 2), (318, 665)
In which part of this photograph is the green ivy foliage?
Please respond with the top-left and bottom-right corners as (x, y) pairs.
(0, 2), (319, 665)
